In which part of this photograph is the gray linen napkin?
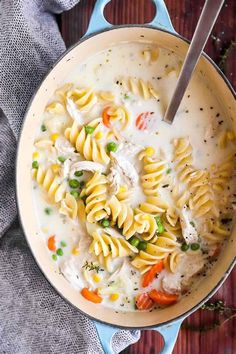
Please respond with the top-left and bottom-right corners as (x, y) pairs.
(0, 1), (140, 352)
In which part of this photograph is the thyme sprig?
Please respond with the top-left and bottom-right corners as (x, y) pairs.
(82, 261), (104, 273)
(218, 39), (236, 72)
(182, 300), (236, 332)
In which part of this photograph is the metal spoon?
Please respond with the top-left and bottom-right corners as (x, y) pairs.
(163, 0), (225, 124)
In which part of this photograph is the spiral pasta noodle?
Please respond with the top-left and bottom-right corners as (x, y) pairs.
(89, 231), (139, 259)
(32, 166), (66, 203)
(64, 118), (110, 164)
(115, 185), (133, 203)
(139, 148), (168, 196)
(59, 192), (86, 221)
(106, 105), (130, 130)
(98, 91), (115, 102)
(166, 206), (179, 227)
(105, 196), (145, 240)
(171, 185), (189, 209)
(67, 86), (97, 111)
(137, 195), (169, 215)
(202, 219), (230, 242)
(83, 172), (109, 223)
(119, 77), (159, 100)
(173, 138), (194, 184)
(164, 249), (183, 273)
(210, 151), (236, 192)
(131, 232), (179, 274)
(188, 170), (218, 218)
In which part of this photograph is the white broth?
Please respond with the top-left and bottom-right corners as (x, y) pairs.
(32, 42), (236, 311)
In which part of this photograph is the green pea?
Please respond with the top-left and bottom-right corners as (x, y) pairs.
(85, 125), (95, 134)
(70, 190), (79, 199)
(166, 168), (172, 174)
(52, 254), (57, 261)
(101, 219), (110, 228)
(61, 241), (67, 248)
(69, 179), (80, 188)
(56, 248), (63, 256)
(32, 161), (39, 169)
(191, 243), (200, 251)
(41, 124), (47, 132)
(74, 170), (83, 177)
(155, 216), (164, 234)
(129, 236), (140, 248)
(138, 241), (147, 251)
(58, 156), (66, 163)
(181, 243), (189, 252)
(107, 142), (118, 153)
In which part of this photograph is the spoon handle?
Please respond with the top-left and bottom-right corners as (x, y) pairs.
(163, 0), (225, 124)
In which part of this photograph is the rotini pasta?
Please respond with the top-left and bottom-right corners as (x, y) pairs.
(106, 105), (130, 130)
(119, 77), (159, 100)
(210, 151), (236, 192)
(67, 86), (97, 111)
(139, 148), (168, 196)
(202, 219), (230, 242)
(164, 249), (183, 273)
(59, 192), (79, 219)
(46, 101), (65, 115)
(137, 195), (169, 215)
(64, 118), (110, 164)
(131, 232), (179, 274)
(173, 138), (194, 184)
(188, 170), (218, 218)
(105, 196), (144, 239)
(32, 166), (66, 203)
(83, 172), (109, 223)
(89, 231), (139, 258)
(98, 91), (115, 102)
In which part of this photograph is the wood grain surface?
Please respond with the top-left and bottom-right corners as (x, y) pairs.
(60, 1), (236, 353)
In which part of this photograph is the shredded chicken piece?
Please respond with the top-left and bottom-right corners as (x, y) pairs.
(110, 153), (139, 188)
(55, 136), (75, 155)
(107, 166), (121, 194)
(179, 206), (198, 244)
(69, 161), (104, 178)
(162, 253), (204, 294)
(66, 98), (83, 124)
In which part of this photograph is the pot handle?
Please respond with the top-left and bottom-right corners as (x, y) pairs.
(94, 318), (183, 354)
(85, 0), (176, 37)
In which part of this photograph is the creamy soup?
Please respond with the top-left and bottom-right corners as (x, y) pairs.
(32, 43), (236, 311)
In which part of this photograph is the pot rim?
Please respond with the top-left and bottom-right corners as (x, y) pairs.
(16, 24), (236, 329)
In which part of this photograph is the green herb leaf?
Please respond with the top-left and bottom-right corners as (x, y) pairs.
(44, 207), (52, 215)
(41, 124), (47, 132)
(82, 261), (104, 273)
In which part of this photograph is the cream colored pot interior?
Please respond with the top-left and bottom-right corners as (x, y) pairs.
(17, 27), (236, 328)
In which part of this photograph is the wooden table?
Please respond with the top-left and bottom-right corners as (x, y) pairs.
(60, 1), (236, 353)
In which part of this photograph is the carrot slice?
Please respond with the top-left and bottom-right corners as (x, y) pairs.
(81, 288), (103, 303)
(102, 107), (111, 127)
(149, 289), (178, 306)
(135, 293), (154, 310)
(47, 235), (56, 252)
(135, 112), (151, 130)
(142, 261), (164, 288)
